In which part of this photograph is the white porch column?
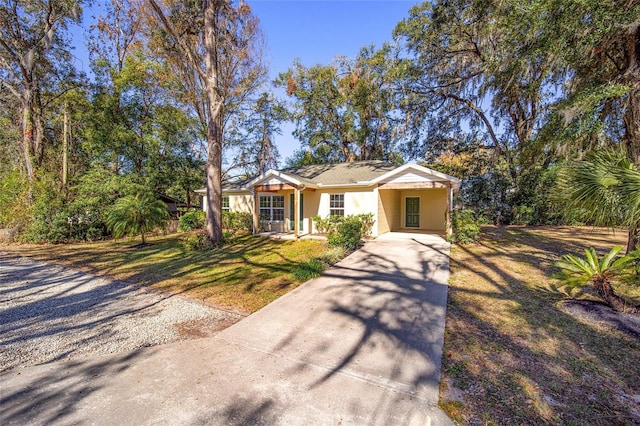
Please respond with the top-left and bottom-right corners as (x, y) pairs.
(446, 182), (453, 236)
(252, 189), (259, 234)
(294, 187), (300, 238)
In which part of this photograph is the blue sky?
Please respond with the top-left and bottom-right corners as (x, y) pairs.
(71, 0), (420, 164)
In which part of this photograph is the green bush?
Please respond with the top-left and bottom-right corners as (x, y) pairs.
(447, 209), (481, 244)
(182, 229), (215, 251)
(328, 216), (363, 250)
(311, 215), (329, 234)
(511, 205), (536, 225)
(222, 211), (252, 232)
(179, 210), (206, 232)
(313, 213), (374, 238)
(355, 213), (375, 237)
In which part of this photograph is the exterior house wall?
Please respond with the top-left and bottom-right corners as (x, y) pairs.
(313, 187), (380, 236)
(304, 190), (321, 234)
(378, 189), (401, 233)
(399, 189), (447, 231)
(202, 192), (253, 213)
(229, 192), (253, 214)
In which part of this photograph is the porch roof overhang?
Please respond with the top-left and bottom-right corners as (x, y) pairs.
(369, 163), (461, 191)
(246, 169), (318, 191)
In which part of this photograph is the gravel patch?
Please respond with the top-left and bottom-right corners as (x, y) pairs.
(0, 253), (245, 372)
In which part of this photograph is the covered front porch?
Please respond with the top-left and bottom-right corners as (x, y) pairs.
(251, 181), (314, 238)
(376, 181), (454, 236)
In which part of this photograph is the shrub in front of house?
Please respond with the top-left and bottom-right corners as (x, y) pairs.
(182, 229), (215, 251)
(328, 216), (363, 251)
(179, 210), (206, 232)
(222, 211), (252, 232)
(313, 213), (374, 237)
(355, 213), (375, 237)
(447, 209), (481, 244)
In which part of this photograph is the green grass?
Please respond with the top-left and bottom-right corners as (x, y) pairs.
(2, 232), (334, 313)
(441, 226), (640, 424)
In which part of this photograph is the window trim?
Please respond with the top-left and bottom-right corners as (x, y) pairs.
(329, 193), (345, 217)
(259, 194), (285, 222)
(222, 195), (230, 212)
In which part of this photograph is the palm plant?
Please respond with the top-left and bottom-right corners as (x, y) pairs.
(558, 149), (640, 252)
(106, 193), (169, 245)
(554, 246), (639, 313)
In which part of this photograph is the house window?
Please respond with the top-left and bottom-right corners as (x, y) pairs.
(222, 195), (230, 212)
(259, 195), (285, 221)
(329, 194), (345, 216)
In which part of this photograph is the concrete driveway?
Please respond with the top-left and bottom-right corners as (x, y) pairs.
(0, 233), (453, 425)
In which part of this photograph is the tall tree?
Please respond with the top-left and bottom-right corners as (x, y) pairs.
(225, 91), (286, 177)
(0, 0), (83, 180)
(394, 0), (555, 175)
(145, 0), (266, 244)
(277, 45), (401, 163)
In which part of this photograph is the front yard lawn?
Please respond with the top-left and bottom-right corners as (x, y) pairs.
(1, 233), (330, 313)
(443, 226), (640, 424)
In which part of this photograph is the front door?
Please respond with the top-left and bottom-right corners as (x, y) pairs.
(289, 193), (304, 231)
(405, 197), (420, 228)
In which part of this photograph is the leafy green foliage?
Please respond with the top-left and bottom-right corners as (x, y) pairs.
(553, 246), (639, 312)
(106, 193), (169, 244)
(447, 209), (481, 245)
(327, 216), (363, 251)
(179, 210), (206, 232)
(222, 211), (252, 232)
(0, 168), (29, 229)
(313, 214), (373, 237)
(554, 247), (634, 288)
(556, 149), (640, 250)
(182, 229), (216, 252)
(277, 46), (401, 163)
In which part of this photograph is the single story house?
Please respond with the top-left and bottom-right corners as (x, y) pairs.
(198, 161), (461, 237)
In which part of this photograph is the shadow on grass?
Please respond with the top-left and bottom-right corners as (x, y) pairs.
(2, 233), (326, 313)
(441, 226), (640, 424)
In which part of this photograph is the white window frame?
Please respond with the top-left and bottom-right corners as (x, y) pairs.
(329, 193), (345, 217)
(222, 195), (230, 212)
(259, 194), (285, 222)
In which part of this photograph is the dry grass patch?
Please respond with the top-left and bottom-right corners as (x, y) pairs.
(1, 233), (330, 313)
(442, 226), (640, 425)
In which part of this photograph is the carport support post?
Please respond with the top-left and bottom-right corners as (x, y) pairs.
(294, 187), (300, 238)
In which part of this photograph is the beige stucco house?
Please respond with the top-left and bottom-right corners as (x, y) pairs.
(199, 161), (461, 237)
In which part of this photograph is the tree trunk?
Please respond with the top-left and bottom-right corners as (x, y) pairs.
(622, 26), (640, 254)
(62, 101), (69, 188)
(593, 276), (638, 314)
(627, 222), (640, 253)
(203, 0), (224, 245)
(624, 25), (640, 166)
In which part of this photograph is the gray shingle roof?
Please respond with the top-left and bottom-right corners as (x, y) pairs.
(281, 160), (398, 186)
(222, 176), (254, 191)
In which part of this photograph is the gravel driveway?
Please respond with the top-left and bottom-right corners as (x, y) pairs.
(0, 253), (245, 372)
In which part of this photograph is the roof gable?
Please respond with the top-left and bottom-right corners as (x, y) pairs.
(371, 163), (461, 190)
